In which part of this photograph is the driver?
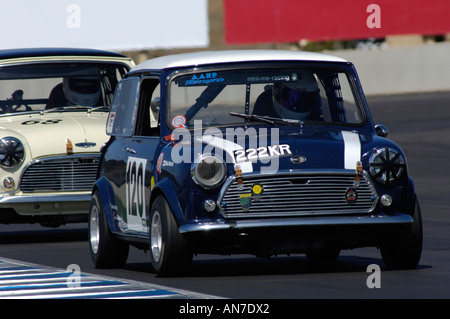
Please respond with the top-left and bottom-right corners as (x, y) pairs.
(46, 76), (101, 109)
(253, 71), (323, 121)
(272, 71), (323, 121)
(63, 76), (101, 106)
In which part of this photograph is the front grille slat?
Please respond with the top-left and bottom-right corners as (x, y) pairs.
(20, 156), (99, 193)
(219, 172), (378, 218)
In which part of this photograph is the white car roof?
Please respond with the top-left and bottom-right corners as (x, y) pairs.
(131, 50), (348, 72)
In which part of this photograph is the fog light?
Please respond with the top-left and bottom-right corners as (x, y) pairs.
(3, 177), (14, 189)
(202, 199), (216, 213)
(381, 194), (393, 207)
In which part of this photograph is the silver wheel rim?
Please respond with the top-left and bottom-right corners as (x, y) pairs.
(150, 211), (162, 263)
(89, 205), (100, 254)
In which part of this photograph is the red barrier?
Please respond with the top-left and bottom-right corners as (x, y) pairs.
(224, 0), (450, 44)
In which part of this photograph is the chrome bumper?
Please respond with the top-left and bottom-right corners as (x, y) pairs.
(0, 194), (89, 204)
(0, 194), (91, 216)
(179, 213), (413, 234)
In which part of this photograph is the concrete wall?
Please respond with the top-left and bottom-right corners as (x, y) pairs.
(331, 42), (450, 95)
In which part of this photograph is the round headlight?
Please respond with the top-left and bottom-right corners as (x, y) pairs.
(0, 137), (25, 168)
(191, 155), (226, 189)
(369, 147), (405, 184)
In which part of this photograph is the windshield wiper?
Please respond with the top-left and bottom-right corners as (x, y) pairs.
(229, 112), (275, 125)
(87, 106), (110, 113)
(40, 105), (107, 114)
(271, 117), (302, 126)
(230, 112), (302, 126)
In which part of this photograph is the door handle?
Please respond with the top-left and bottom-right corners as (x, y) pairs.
(123, 147), (136, 154)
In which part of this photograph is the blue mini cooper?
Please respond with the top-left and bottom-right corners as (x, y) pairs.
(89, 50), (422, 276)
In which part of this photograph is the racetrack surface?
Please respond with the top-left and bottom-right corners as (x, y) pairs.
(0, 91), (449, 300)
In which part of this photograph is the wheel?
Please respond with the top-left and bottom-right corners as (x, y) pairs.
(149, 195), (193, 277)
(380, 197), (423, 270)
(89, 191), (129, 268)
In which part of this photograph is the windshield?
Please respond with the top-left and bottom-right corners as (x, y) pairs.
(169, 67), (364, 129)
(0, 63), (128, 115)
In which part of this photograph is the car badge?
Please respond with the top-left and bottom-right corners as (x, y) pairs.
(290, 155), (307, 164)
(235, 165), (244, 190)
(354, 161), (363, 187)
(251, 183), (264, 202)
(239, 193), (252, 211)
(75, 140), (96, 148)
(66, 139), (73, 155)
(345, 187), (358, 203)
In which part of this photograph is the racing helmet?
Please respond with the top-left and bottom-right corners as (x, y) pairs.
(63, 76), (101, 106)
(272, 71), (322, 120)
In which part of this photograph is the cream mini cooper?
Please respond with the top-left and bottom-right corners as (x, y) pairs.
(0, 48), (134, 227)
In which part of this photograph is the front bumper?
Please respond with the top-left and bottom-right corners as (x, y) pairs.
(179, 213), (414, 255)
(179, 213), (413, 233)
(0, 193), (90, 216)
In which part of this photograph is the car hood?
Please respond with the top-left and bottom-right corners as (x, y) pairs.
(0, 111), (108, 159)
(195, 128), (365, 174)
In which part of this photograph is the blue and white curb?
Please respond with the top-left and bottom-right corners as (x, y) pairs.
(0, 258), (218, 299)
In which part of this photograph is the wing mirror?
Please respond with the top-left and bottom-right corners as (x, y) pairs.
(375, 124), (388, 137)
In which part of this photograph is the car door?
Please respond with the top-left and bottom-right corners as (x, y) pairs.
(122, 77), (161, 235)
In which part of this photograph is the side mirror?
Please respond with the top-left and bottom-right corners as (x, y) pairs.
(375, 124), (388, 137)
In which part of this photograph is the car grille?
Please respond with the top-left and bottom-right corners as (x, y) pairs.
(20, 156), (100, 193)
(219, 172), (378, 218)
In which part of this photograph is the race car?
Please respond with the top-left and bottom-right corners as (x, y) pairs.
(89, 50), (422, 276)
(0, 48), (134, 227)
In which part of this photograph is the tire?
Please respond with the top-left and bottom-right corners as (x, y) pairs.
(88, 191), (129, 268)
(380, 196), (423, 270)
(149, 195), (193, 277)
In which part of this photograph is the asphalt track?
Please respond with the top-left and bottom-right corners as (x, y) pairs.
(0, 92), (449, 302)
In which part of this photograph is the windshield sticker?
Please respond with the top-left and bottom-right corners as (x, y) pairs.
(171, 115), (187, 128)
(184, 73), (225, 86)
(233, 144), (292, 163)
(246, 73), (295, 83)
(178, 71), (300, 87)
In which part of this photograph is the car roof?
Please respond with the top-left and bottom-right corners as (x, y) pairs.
(131, 50), (348, 73)
(0, 47), (135, 67)
(0, 47), (127, 60)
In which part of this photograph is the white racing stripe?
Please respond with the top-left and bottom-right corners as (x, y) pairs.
(342, 131), (361, 169)
(200, 132), (362, 171)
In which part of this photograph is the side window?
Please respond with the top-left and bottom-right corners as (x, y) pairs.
(135, 78), (160, 136)
(106, 77), (140, 136)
